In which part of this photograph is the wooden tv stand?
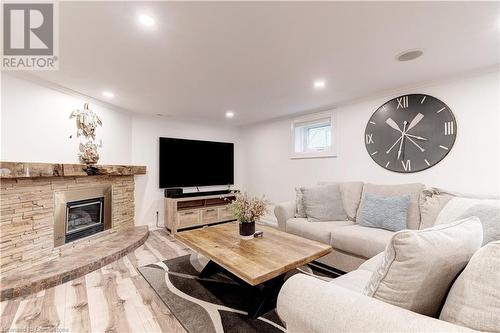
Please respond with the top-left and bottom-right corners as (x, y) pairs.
(165, 193), (236, 237)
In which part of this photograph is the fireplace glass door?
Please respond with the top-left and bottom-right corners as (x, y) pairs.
(65, 197), (105, 242)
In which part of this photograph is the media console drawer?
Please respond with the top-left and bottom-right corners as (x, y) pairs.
(201, 208), (218, 224)
(218, 206), (233, 220)
(177, 210), (201, 228)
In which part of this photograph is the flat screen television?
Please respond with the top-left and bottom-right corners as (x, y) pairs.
(159, 137), (234, 188)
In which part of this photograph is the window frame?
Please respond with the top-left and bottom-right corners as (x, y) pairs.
(290, 111), (338, 159)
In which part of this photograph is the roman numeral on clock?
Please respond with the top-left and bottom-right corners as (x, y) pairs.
(397, 96), (409, 109)
(365, 134), (374, 144)
(401, 159), (411, 171)
(444, 121), (454, 135)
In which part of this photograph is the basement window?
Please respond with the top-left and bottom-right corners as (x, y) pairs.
(291, 111), (337, 159)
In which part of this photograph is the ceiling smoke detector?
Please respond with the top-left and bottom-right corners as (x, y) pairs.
(396, 49), (424, 62)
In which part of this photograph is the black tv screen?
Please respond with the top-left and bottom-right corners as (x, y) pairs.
(159, 137), (234, 188)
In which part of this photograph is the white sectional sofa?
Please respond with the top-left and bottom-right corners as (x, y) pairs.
(274, 182), (500, 333)
(274, 182), (424, 272)
(277, 256), (480, 332)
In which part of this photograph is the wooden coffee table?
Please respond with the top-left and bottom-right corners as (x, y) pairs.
(177, 222), (332, 318)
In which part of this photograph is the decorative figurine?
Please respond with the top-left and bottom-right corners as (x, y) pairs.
(70, 103), (102, 140)
(79, 141), (100, 165)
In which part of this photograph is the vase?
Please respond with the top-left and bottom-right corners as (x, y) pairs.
(239, 221), (255, 240)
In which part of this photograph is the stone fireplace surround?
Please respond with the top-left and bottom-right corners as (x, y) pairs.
(0, 162), (146, 277)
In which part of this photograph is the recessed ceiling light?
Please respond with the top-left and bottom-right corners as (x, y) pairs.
(225, 111), (235, 118)
(102, 91), (114, 98)
(138, 14), (155, 27)
(314, 80), (326, 89)
(396, 49), (424, 62)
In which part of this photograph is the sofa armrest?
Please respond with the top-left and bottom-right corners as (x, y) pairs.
(274, 201), (295, 231)
(277, 274), (477, 333)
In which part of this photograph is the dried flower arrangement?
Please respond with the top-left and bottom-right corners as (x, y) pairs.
(227, 192), (269, 223)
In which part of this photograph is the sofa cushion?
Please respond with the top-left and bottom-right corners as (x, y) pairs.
(315, 248), (365, 273)
(330, 269), (372, 293)
(359, 193), (411, 232)
(420, 187), (500, 230)
(301, 184), (348, 221)
(419, 191), (454, 229)
(294, 187), (307, 218)
(286, 218), (353, 244)
(436, 197), (500, 245)
(356, 183), (424, 230)
(358, 251), (384, 272)
(363, 217), (483, 317)
(440, 240), (500, 332)
(430, 187), (500, 200)
(330, 225), (394, 258)
(319, 181), (364, 221)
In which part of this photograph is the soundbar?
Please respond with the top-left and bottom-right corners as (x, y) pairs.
(164, 189), (235, 198)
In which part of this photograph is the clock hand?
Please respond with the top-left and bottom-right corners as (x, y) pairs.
(386, 136), (403, 154)
(385, 118), (402, 132)
(405, 135), (425, 152)
(407, 113), (424, 131)
(397, 121), (407, 160)
(406, 134), (428, 141)
(386, 117), (427, 140)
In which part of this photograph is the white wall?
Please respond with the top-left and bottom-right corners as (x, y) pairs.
(131, 116), (244, 227)
(1, 74), (132, 164)
(242, 70), (500, 202)
(3, 70), (499, 228)
(0, 74), (244, 229)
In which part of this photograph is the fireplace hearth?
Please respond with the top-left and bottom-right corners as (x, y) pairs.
(54, 186), (112, 247)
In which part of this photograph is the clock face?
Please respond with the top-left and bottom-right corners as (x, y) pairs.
(365, 94), (457, 173)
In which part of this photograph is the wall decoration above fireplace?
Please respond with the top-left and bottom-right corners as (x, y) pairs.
(70, 103), (102, 165)
(70, 103), (102, 140)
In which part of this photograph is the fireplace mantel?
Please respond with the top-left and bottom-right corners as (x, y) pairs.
(0, 161), (146, 178)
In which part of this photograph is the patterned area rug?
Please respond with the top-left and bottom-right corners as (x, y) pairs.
(138, 254), (340, 333)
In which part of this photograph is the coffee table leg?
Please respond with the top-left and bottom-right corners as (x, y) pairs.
(199, 261), (286, 319)
(199, 260), (221, 279)
(248, 274), (286, 319)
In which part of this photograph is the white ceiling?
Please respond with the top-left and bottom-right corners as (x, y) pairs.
(31, 1), (499, 126)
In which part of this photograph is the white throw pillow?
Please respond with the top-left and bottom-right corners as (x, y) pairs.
(363, 217), (483, 317)
(440, 240), (500, 332)
(436, 197), (500, 244)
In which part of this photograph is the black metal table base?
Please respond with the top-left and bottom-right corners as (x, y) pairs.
(199, 260), (286, 319)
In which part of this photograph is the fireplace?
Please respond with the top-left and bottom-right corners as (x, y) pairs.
(66, 197), (105, 243)
(54, 186), (112, 247)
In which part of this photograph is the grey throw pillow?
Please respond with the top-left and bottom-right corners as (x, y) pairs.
(301, 184), (347, 222)
(359, 193), (410, 231)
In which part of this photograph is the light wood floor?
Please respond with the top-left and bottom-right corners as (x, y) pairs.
(0, 229), (191, 333)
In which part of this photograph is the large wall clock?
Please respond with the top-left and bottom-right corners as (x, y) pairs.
(365, 94), (457, 173)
